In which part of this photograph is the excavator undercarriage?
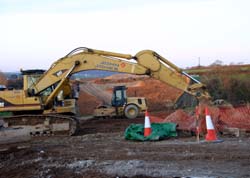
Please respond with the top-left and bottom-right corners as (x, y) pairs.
(2, 114), (78, 136)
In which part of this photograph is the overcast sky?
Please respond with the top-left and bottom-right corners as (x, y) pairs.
(0, 0), (249, 72)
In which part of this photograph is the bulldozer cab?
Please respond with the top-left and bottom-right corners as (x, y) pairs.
(111, 86), (127, 107)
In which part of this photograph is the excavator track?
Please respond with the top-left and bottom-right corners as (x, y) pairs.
(2, 114), (79, 137)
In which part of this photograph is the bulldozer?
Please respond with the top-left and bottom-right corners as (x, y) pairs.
(0, 47), (210, 136)
(93, 85), (147, 119)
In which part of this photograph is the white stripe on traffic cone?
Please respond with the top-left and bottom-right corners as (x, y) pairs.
(205, 107), (218, 141)
(144, 110), (152, 137)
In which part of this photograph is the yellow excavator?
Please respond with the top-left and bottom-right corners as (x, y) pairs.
(0, 47), (210, 136)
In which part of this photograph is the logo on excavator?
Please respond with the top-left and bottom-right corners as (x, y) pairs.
(96, 61), (119, 71)
(120, 63), (126, 68)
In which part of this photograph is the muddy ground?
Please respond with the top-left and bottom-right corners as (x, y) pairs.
(0, 117), (250, 178)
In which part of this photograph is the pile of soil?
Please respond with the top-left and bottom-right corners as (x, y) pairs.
(209, 105), (250, 130)
(163, 110), (196, 132)
(78, 91), (101, 115)
(126, 78), (182, 111)
(78, 74), (183, 115)
(154, 105), (250, 135)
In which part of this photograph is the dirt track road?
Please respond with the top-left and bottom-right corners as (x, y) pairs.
(1, 117), (250, 178)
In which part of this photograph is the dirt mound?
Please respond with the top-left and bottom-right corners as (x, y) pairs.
(78, 74), (183, 115)
(211, 105), (250, 130)
(78, 91), (101, 115)
(126, 78), (183, 111)
(158, 105), (250, 135)
(193, 105), (250, 132)
(148, 116), (164, 123)
(163, 110), (196, 132)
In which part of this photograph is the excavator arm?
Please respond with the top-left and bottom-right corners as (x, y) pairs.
(32, 47), (210, 107)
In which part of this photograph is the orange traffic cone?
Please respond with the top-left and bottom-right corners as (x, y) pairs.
(144, 110), (152, 137)
(205, 107), (218, 141)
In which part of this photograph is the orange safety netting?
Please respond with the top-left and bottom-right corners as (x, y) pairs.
(149, 105), (250, 134)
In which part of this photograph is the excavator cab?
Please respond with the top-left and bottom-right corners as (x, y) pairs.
(111, 86), (127, 107)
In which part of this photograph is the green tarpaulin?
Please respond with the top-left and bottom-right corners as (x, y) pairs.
(124, 123), (177, 141)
